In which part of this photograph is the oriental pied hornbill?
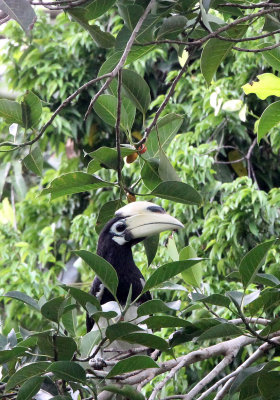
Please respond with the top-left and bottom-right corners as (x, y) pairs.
(86, 201), (183, 332)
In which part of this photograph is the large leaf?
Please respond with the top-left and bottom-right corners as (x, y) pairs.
(6, 361), (50, 391)
(180, 246), (203, 287)
(21, 91), (42, 129)
(0, 99), (22, 125)
(262, 43), (280, 73)
(197, 323), (243, 341)
(102, 385), (144, 400)
(106, 322), (143, 342)
(93, 94), (129, 131)
(62, 285), (101, 311)
(75, 250), (118, 297)
(68, 0), (116, 47)
(121, 332), (170, 352)
(150, 181), (202, 205)
(41, 172), (114, 199)
(46, 361), (86, 383)
(192, 293), (230, 308)
(37, 335), (77, 361)
(3, 291), (40, 311)
(142, 259), (203, 292)
(23, 146), (43, 177)
(258, 101), (280, 143)
(158, 149), (180, 182)
(144, 114), (183, 159)
(0, 347), (28, 364)
(201, 24), (248, 85)
(16, 376), (44, 400)
(0, 0), (36, 34)
(242, 73), (280, 100)
(157, 15), (187, 39)
(122, 69), (151, 114)
(41, 296), (66, 323)
(141, 158), (162, 190)
(239, 239), (275, 289)
(144, 315), (192, 329)
(143, 234), (159, 266)
(258, 372), (280, 399)
(137, 299), (177, 317)
(106, 355), (159, 378)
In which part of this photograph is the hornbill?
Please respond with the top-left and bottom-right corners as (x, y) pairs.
(86, 201), (184, 332)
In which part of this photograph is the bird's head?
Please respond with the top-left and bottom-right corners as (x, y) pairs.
(99, 201), (184, 247)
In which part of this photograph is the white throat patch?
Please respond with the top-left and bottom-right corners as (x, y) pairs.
(112, 236), (128, 245)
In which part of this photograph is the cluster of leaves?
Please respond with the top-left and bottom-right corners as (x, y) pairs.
(2, 0), (280, 398)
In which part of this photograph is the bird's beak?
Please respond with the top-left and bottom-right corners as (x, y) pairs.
(125, 212), (184, 239)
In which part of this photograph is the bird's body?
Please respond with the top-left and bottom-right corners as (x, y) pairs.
(86, 202), (183, 398)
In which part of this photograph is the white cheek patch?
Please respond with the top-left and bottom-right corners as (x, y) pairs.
(112, 236), (128, 245)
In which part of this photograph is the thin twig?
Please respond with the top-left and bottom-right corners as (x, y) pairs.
(74, 337), (107, 362)
(116, 70), (123, 194)
(233, 41), (280, 52)
(84, 0), (156, 120)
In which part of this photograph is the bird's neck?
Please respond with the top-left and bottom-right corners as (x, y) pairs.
(97, 238), (137, 276)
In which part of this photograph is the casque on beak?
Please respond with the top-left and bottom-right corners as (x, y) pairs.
(115, 201), (184, 240)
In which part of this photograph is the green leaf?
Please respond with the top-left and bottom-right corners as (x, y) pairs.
(262, 43), (280, 73)
(41, 296), (66, 323)
(80, 330), (101, 358)
(180, 246), (203, 287)
(144, 315), (192, 329)
(75, 250), (118, 297)
(0, 0), (36, 34)
(23, 146), (43, 176)
(192, 293), (230, 308)
(158, 149), (180, 182)
(17, 376), (44, 400)
(137, 299), (176, 317)
(150, 181), (202, 205)
(86, 305), (118, 322)
(93, 94), (128, 131)
(144, 114), (183, 159)
(239, 239), (275, 289)
(37, 335), (77, 361)
(143, 234), (159, 266)
(106, 322), (143, 342)
(95, 199), (125, 234)
(143, 259), (203, 293)
(3, 291), (40, 311)
(21, 91), (42, 129)
(102, 385), (145, 400)
(157, 16), (187, 39)
(121, 332), (169, 352)
(41, 172), (114, 199)
(6, 361), (50, 391)
(88, 147), (127, 170)
(0, 347), (28, 364)
(122, 69), (151, 114)
(258, 101), (280, 143)
(197, 323), (243, 341)
(141, 158), (162, 190)
(243, 73), (280, 100)
(106, 355), (159, 378)
(258, 372), (280, 399)
(0, 99), (23, 125)
(167, 237), (179, 261)
(201, 24), (248, 85)
(68, 0), (116, 47)
(46, 361), (86, 383)
(62, 285), (101, 311)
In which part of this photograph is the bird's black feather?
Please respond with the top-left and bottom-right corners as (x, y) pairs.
(86, 217), (151, 332)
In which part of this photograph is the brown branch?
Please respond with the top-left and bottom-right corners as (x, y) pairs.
(198, 337), (280, 400)
(74, 337), (107, 362)
(214, 336), (280, 400)
(84, 0), (156, 120)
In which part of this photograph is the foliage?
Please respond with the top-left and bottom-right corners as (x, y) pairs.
(1, 0), (280, 399)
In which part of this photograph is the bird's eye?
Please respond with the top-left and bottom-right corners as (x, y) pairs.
(116, 223), (126, 232)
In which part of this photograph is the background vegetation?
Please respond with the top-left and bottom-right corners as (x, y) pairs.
(1, 1), (280, 399)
